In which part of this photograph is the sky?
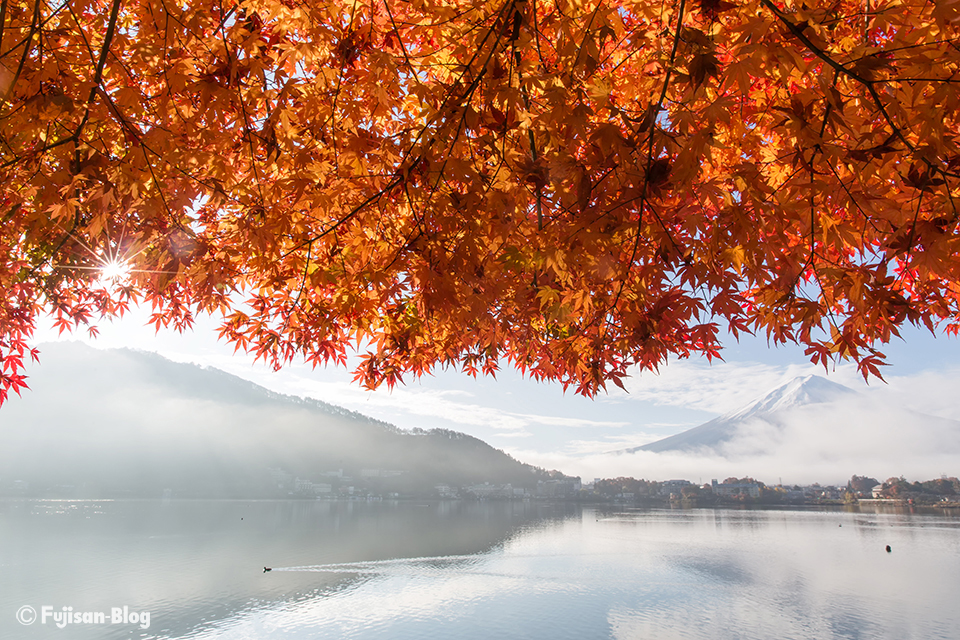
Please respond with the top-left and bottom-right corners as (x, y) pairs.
(28, 305), (960, 485)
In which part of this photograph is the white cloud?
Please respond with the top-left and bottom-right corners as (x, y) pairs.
(203, 361), (631, 438)
(512, 414), (631, 429)
(869, 367), (960, 421)
(561, 433), (681, 455)
(493, 431), (533, 439)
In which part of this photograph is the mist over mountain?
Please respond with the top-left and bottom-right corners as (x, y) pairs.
(631, 375), (859, 453)
(0, 342), (557, 497)
(564, 374), (960, 484)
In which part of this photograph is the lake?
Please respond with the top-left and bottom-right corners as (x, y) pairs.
(2, 499), (959, 639)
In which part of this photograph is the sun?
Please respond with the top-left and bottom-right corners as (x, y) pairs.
(98, 258), (132, 283)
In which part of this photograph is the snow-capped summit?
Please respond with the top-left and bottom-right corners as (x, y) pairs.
(626, 375), (858, 454)
(722, 375), (856, 423)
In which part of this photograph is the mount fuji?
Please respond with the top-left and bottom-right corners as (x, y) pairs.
(622, 374), (959, 457)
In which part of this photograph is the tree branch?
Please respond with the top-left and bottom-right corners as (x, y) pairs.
(761, 0), (960, 184)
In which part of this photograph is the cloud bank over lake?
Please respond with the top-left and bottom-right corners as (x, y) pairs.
(514, 376), (960, 484)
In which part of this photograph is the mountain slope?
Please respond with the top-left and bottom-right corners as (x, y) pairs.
(0, 342), (555, 497)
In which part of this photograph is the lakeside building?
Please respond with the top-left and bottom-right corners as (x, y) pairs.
(537, 478), (582, 498)
(660, 479), (692, 496)
(711, 479), (761, 498)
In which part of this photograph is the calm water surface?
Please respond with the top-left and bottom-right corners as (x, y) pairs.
(2, 499), (959, 639)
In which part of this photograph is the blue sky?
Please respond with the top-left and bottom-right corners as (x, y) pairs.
(30, 307), (960, 483)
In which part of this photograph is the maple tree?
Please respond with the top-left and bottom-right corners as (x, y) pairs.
(2, 0), (960, 404)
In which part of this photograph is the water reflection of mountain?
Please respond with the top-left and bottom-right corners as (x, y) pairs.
(0, 342), (562, 498)
(0, 499), (578, 640)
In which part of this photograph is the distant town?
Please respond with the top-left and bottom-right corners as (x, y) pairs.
(271, 471), (960, 508)
(580, 474), (960, 508)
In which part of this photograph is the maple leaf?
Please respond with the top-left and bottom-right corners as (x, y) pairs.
(646, 158), (673, 191)
(688, 53), (722, 89)
(697, 0), (738, 20)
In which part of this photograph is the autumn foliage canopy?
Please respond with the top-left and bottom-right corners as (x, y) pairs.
(2, 0), (960, 403)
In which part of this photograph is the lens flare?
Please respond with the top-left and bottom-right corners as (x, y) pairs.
(99, 258), (132, 282)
